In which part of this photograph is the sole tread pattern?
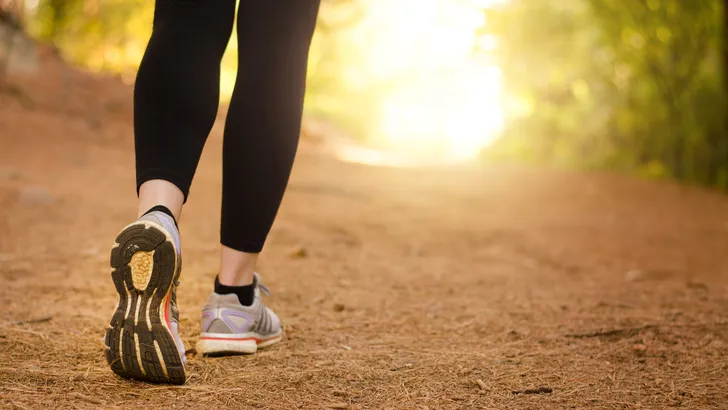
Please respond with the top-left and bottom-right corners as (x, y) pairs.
(104, 223), (185, 385)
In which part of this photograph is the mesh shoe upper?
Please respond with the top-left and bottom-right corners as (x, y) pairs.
(201, 274), (281, 337)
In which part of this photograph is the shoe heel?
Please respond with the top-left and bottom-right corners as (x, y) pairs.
(104, 221), (185, 384)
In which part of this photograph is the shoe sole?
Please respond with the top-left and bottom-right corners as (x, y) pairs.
(197, 332), (282, 356)
(104, 221), (186, 384)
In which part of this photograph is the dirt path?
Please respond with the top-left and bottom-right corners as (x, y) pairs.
(1, 98), (728, 409)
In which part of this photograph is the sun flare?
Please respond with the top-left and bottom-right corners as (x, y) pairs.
(338, 0), (505, 165)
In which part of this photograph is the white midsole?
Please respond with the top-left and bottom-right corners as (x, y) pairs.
(199, 331), (282, 340)
(197, 332), (282, 354)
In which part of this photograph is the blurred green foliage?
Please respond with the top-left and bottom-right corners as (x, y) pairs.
(22, 0), (728, 189)
(25, 0), (371, 136)
(29, 0), (153, 73)
(483, 0), (728, 188)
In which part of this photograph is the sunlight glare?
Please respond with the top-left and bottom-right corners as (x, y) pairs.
(337, 0), (505, 165)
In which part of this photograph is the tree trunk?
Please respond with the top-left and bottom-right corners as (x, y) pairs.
(720, 0), (728, 187)
(724, 0), (728, 102)
(724, 0), (728, 112)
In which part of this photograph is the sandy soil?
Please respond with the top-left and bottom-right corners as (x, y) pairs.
(1, 53), (727, 410)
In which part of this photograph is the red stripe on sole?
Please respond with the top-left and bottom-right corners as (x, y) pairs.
(199, 335), (281, 343)
(163, 291), (171, 329)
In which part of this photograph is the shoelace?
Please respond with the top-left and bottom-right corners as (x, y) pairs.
(258, 281), (271, 296)
(254, 273), (271, 296)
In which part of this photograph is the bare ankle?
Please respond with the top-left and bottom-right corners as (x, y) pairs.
(218, 245), (258, 286)
(138, 180), (184, 221)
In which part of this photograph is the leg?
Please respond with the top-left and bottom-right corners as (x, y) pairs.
(135, 0), (236, 213)
(138, 180), (183, 220)
(197, 0), (320, 357)
(218, 0), (321, 287)
(105, 0), (236, 384)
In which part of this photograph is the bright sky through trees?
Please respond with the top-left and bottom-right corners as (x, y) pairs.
(341, 0), (505, 162)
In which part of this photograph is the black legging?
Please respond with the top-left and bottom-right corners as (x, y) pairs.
(134, 0), (320, 253)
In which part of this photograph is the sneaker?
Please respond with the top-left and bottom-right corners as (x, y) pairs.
(104, 211), (186, 384)
(197, 274), (282, 356)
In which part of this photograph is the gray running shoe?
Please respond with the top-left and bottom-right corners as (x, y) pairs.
(104, 211), (186, 384)
(197, 274), (282, 356)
